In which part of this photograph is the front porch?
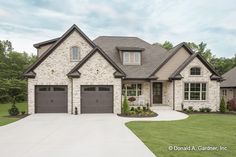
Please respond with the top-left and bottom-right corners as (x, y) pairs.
(122, 80), (174, 109)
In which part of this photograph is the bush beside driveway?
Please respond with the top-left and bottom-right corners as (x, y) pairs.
(0, 102), (27, 126)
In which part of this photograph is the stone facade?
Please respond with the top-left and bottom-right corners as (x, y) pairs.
(174, 57), (220, 111)
(72, 51), (122, 114)
(28, 30), (93, 114)
(220, 88), (236, 102)
(27, 26), (220, 114)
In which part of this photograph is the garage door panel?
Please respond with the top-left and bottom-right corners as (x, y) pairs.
(81, 85), (113, 113)
(35, 86), (67, 113)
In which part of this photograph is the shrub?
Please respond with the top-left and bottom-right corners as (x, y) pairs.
(143, 106), (147, 111)
(146, 103), (150, 111)
(130, 107), (135, 111)
(199, 108), (205, 112)
(220, 97), (226, 113)
(137, 106), (141, 110)
(129, 111), (136, 115)
(135, 108), (142, 114)
(122, 96), (130, 114)
(188, 106), (194, 112)
(183, 108), (187, 112)
(8, 105), (19, 116)
(21, 111), (26, 115)
(205, 107), (211, 113)
(193, 110), (198, 112)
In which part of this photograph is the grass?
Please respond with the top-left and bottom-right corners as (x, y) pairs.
(126, 114), (236, 157)
(0, 102), (28, 126)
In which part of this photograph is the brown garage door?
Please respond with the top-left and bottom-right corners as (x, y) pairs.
(35, 86), (67, 113)
(81, 85), (113, 113)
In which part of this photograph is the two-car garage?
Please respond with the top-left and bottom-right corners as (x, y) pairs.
(35, 85), (113, 114)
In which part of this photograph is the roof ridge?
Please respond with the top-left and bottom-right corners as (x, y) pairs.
(24, 24), (96, 77)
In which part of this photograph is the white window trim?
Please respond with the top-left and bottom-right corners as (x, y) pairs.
(123, 52), (141, 65)
(183, 82), (208, 101)
(123, 83), (142, 96)
(70, 46), (80, 62)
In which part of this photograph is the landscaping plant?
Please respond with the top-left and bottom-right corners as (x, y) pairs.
(220, 97), (226, 113)
(8, 87), (22, 116)
(122, 96), (130, 114)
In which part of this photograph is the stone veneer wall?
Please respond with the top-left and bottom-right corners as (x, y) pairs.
(174, 57), (220, 111)
(28, 31), (93, 114)
(72, 51), (122, 114)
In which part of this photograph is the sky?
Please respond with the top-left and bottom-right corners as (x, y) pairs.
(0, 0), (235, 57)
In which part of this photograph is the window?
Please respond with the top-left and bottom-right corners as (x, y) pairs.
(184, 83), (207, 100)
(84, 87), (96, 91)
(123, 52), (141, 65)
(222, 89), (227, 96)
(190, 67), (201, 75)
(122, 84), (142, 96)
(99, 87), (111, 91)
(54, 87), (65, 91)
(38, 87), (50, 91)
(70, 46), (79, 61)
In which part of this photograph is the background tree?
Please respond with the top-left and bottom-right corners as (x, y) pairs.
(153, 41), (173, 50)
(0, 40), (36, 103)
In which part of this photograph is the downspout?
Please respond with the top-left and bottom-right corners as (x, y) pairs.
(150, 80), (152, 107)
(173, 80), (175, 110)
(71, 78), (73, 114)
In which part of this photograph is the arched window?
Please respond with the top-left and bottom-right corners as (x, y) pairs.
(70, 46), (80, 61)
(190, 67), (201, 75)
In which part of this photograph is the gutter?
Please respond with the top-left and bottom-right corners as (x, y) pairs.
(173, 80), (175, 110)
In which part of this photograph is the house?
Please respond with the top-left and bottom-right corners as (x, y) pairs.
(220, 67), (236, 102)
(24, 24), (222, 114)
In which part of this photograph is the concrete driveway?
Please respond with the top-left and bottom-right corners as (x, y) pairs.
(0, 111), (187, 157)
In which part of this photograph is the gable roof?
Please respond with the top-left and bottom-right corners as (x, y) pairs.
(169, 52), (222, 81)
(221, 66), (236, 87)
(67, 46), (126, 78)
(23, 24), (96, 77)
(33, 37), (59, 48)
(149, 42), (194, 77)
(93, 36), (168, 79)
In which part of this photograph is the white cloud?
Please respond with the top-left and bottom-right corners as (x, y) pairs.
(0, 0), (235, 57)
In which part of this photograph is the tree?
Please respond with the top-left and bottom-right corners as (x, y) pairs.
(122, 96), (130, 114)
(220, 97), (226, 113)
(153, 41), (173, 50)
(187, 42), (215, 62)
(161, 41), (173, 50)
(0, 40), (36, 103)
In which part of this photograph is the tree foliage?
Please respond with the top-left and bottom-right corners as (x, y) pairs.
(0, 40), (36, 103)
(153, 41), (173, 50)
(159, 41), (236, 75)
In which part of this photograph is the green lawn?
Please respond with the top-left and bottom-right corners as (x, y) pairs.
(126, 114), (236, 157)
(0, 102), (28, 126)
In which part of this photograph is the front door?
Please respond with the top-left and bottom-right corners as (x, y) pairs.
(153, 82), (162, 104)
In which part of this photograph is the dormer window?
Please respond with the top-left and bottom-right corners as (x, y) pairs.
(123, 52), (141, 65)
(190, 67), (201, 75)
(70, 46), (80, 61)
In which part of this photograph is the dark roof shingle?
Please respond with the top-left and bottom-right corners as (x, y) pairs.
(221, 67), (236, 87)
(93, 36), (168, 79)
